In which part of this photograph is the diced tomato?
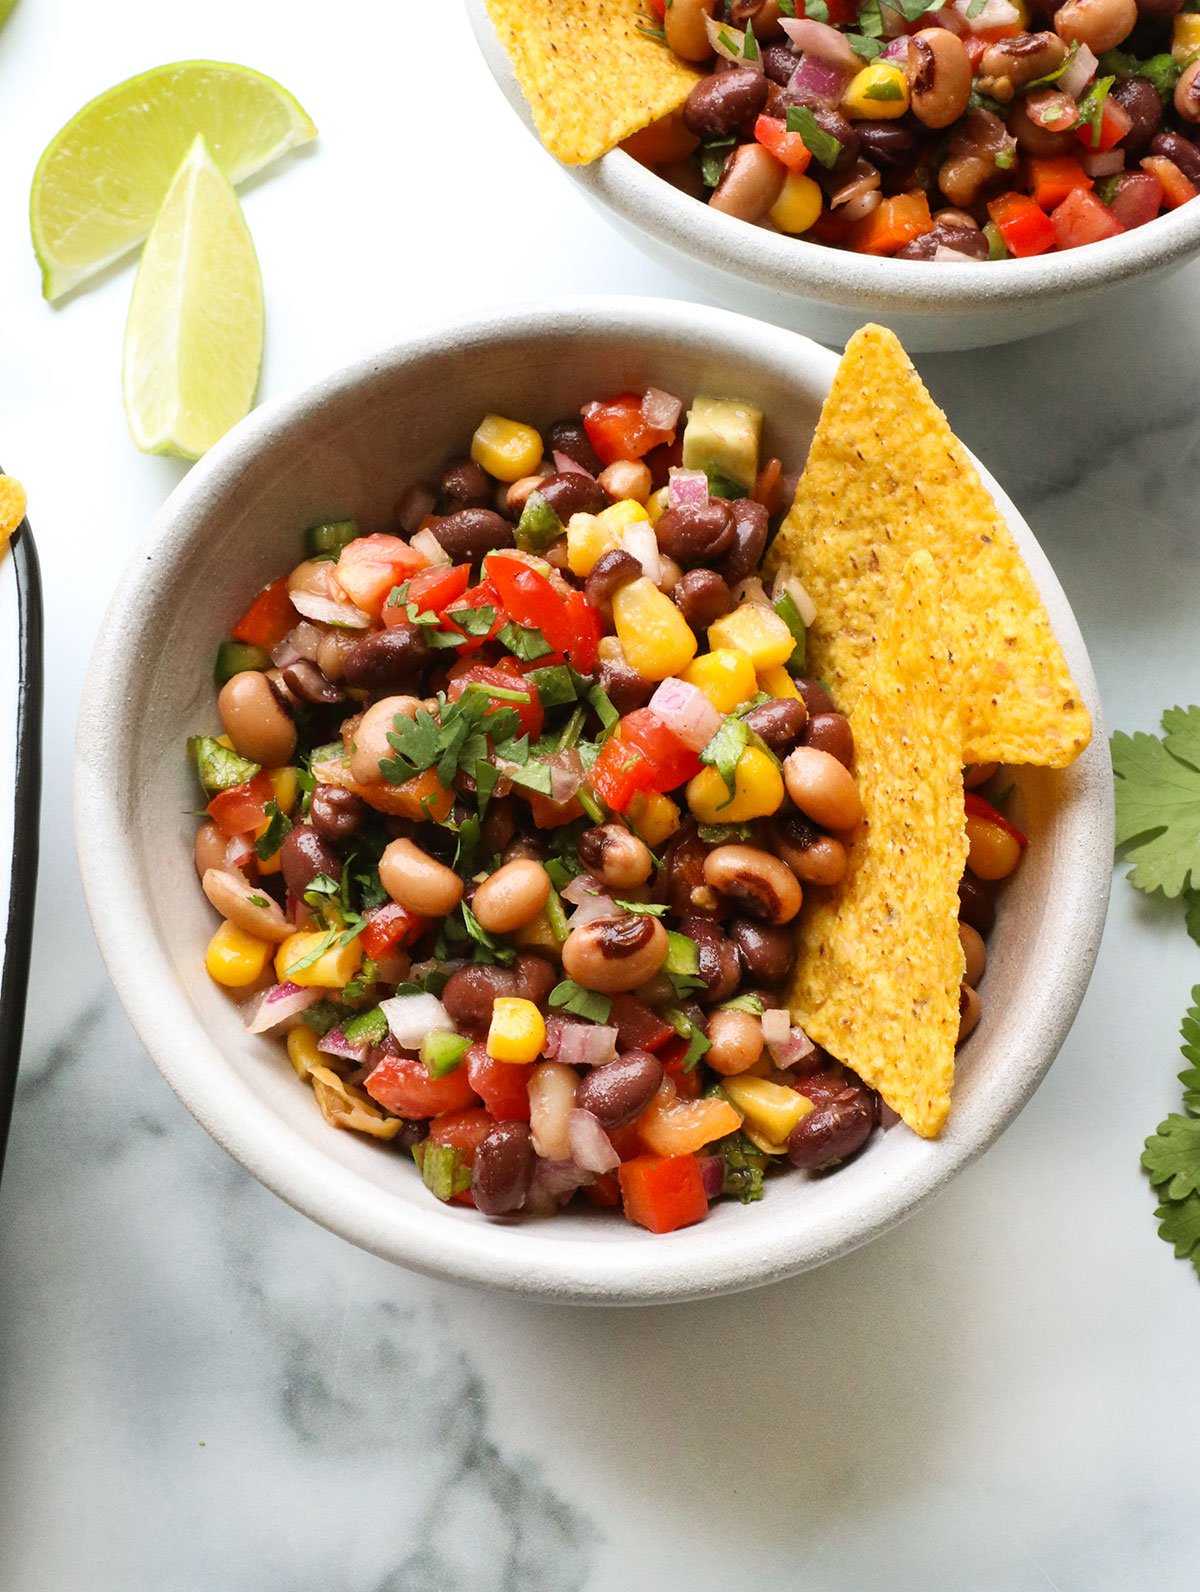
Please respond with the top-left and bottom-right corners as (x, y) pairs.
(618, 1154), (709, 1234)
(448, 661), (544, 740)
(484, 551), (573, 648)
(806, 208), (854, 247)
(384, 563), (470, 626)
(644, 434), (684, 491)
(364, 1054), (480, 1119)
(987, 192), (1056, 257)
(361, 901), (426, 959)
(1110, 170), (1163, 229)
(582, 393), (676, 466)
(588, 735), (657, 814)
(1028, 156), (1093, 212)
(442, 581), (506, 651)
(564, 590), (602, 674)
(964, 34), (990, 68)
(754, 114), (812, 175)
(1051, 186), (1124, 250)
(659, 1038), (703, 1099)
(466, 1044), (533, 1120)
(618, 708), (704, 791)
(428, 1107), (493, 1207)
(814, 0), (856, 23)
(608, 995), (676, 1054)
(647, 0), (666, 13)
(1075, 95), (1133, 153)
(964, 791), (1028, 849)
(584, 1171), (622, 1207)
(849, 192), (934, 257)
(231, 577), (296, 651)
(1141, 155), (1199, 210)
(207, 770), (274, 837)
(334, 534), (427, 618)
(753, 456), (783, 512)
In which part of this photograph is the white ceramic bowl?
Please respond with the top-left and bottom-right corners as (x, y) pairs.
(75, 298), (1111, 1304)
(467, 0), (1200, 352)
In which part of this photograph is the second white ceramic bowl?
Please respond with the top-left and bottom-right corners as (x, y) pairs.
(467, 0), (1200, 352)
(75, 298), (1111, 1303)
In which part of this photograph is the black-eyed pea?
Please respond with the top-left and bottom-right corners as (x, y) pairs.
(706, 1008), (765, 1076)
(194, 820), (229, 878)
(201, 868), (292, 943)
(959, 921), (987, 987)
(782, 746), (863, 831)
(908, 28), (973, 129)
(665, 0), (718, 61)
(349, 694), (422, 784)
(471, 859), (552, 935)
(577, 822), (654, 890)
(561, 914), (670, 993)
(1176, 60), (1200, 124)
(217, 670), (296, 767)
(379, 838), (464, 917)
(958, 984), (982, 1043)
(703, 844), (802, 925)
(1054, 0), (1137, 53)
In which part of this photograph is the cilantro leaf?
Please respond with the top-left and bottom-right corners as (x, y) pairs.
(549, 979), (613, 1024)
(461, 902), (517, 966)
(380, 705), (442, 786)
(1144, 1114), (1200, 1201)
(498, 621), (554, 662)
(785, 104), (843, 169)
(614, 899), (669, 916)
(1140, 988), (1200, 1279)
(1112, 707), (1200, 897)
(1180, 989), (1200, 1112)
(1153, 1192), (1200, 1275)
(254, 800), (293, 862)
(1075, 75), (1114, 148)
(700, 715), (751, 802)
(864, 77), (905, 101)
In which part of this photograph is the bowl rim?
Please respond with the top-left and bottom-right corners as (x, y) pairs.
(466, 0), (1200, 314)
(74, 295), (1113, 1304)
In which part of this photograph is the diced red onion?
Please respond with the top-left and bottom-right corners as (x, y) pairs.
(225, 836), (256, 875)
(567, 1109), (621, 1173)
(761, 1007), (791, 1047)
(562, 874), (605, 906)
(642, 387), (683, 433)
(397, 484), (436, 536)
(525, 1157), (596, 1214)
(246, 981), (323, 1034)
(787, 54), (851, 110)
(704, 14), (763, 69)
(318, 1027), (370, 1065)
(1081, 148), (1124, 178)
(548, 748), (586, 805)
(780, 17), (859, 70)
(1059, 43), (1097, 100)
(771, 570), (817, 627)
(698, 1155), (725, 1200)
(553, 449), (594, 479)
(769, 1024), (819, 1069)
(270, 637), (302, 669)
(409, 527), (450, 567)
(954, 0), (1019, 29)
(380, 992), (453, 1049)
(882, 36), (912, 64)
(272, 621), (323, 668)
(933, 244), (984, 261)
(730, 574), (770, 609)
(621, 518), (662, 585)
(556, 1022), (619, 1068)
(668, 468), (710, 510)
(841, 186), (882, 225)
(880, 1100), (902, 1131)
(649, 678), (722, 752)
(289, 591), (371, 629)
(568, 893), (619, 928)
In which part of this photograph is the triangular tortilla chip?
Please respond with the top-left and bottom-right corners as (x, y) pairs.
(486, 0), (700, 166)
(0, 475), (26, 548)
(766, 324), (1091, 770)
(788, 550), (967, 1139)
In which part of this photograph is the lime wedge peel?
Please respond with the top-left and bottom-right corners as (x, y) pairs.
(31, 60), (315, 301)
(122, 133), (264, 461)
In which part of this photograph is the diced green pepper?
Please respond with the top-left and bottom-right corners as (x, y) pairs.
(773, 591), (808, 674)
(514, 491), (564, 553)
(420, 1029), (471, 1078)
(188, 735), (261, 794)
(304, 519), (360, 558)
(213, 640), (270, 686)
(413, 1141), (472, 1201)
(343, 1006), (389, 1048)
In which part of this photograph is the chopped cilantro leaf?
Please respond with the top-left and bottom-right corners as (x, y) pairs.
(1112, 707), (1200, 897)
(1142, 988), (1200, 1278)
(700, 137), (735, 188)
(720, 993), (765, 1015)
(254, 800), (293, 862)
(461, 901), (517, 966)
(588, 681), (620, 734)
(188, 735), (260, 794)
(863, 77), (904, 101)
(700, 715), (751, 802)
(444, 604), (498, 638)
(668, 1007), (711, 1072)
(1075, 75), (1114, 148)
(785, 105), (843, 169)
(548, 979), (612, 1024)
(526, 664), (579, 709)
(498, 621), (555, 662)
(664, 931), (706, 997)
(711, 1131), (768, 1203)
(614, 899), (669, 916)
(697, 822), (755, 845)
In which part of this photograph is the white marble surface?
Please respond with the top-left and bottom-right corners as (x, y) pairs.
(2, 1), (1200, 1587)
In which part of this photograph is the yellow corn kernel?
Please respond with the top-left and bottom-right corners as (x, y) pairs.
(270, 765), (300, 814)
(646, 486), (671, 525)
(1174, 13), (1200, 59)
(470, 413), (544, 483)
(722, 1076), (813, 1146)
(686, 746), (785, 824)
(566, 513), (621, 577)
(1009, 0), (1029, 24)
(757, 665), (801, 700)
(769, 172), (823, 235)
(514, 906), (566, 957)
(627, 789), (682, 847)
(680, 648), (758, 712)
(842, 61), (910, 120)
(206, 921), (272, 988)
(287, 1026), (322, 1082)
(965, 815), (1022, 881)
(596, 498), (649, 532)
(487, 996), (547, 1064)
(275, 930), (364, 990)
(707, 605), (796, 670)
(612, 576), (698, 680)
(216, 734), (235, 750)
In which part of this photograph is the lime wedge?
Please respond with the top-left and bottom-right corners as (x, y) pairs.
(122, 134), (264, 461)
(31, 60), (315, 300)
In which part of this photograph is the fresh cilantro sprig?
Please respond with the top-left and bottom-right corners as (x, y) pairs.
(1112, 706), (1200, 903)
(1143, 990), (1200, 1278)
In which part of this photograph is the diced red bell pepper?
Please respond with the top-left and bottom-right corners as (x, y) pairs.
(484, 551), (574, 649)
(608, 995), (676, 1054)
(754, 114), (813, 175)
(588, 735), (657, 814)
(618, 1154), (709, 1234)
(364, 1054), (480, 1119)
(1051, 186), (1124, 250)
(1110, 170), (1163, 229)
(849, 192), (933, 257)
(618, 708), (704, 791)
(334, 534), (427, 618)
(1028, 156), (1093, 212)
(466, 1044), (533, 1120)
(384, 563), (470, 626)
(448, 660), (544, 740)
(428, 1107), (494, 1207)
(231, 577), (297, 651)
(442, 581), (506, 651)
(207, 770), (274, 837)
(361, 901), (426, 960)
(564, 590), (602, 674)
(1075, 95), (1133, 153)
(582, 393), (676, 466)
(814, 0), (856, 23)
(1141, 155), (1198, 210)
(658, 1038), (704, 1099)
(806, 208), (854, 247)
(964, 791), (1028, 848)
(987, 192), (1056, 257)
(584, 1171), (622, 1207)
(647, 0), (666, 13)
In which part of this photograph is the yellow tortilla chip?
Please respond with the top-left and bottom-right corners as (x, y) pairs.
(486, 0), (701, 166)
(766, 324), (1091, 769)
(788, 550), (966, 1139)
(0, 475), (26, 548)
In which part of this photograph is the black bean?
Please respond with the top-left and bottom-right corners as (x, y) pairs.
(341, 624), (430, 694)
(743, 698), (808, 754)
(855, 120), (919, 169)
(586, 549), (642, 608)
(440, 458), (492, 512)
(432, 507), (515, 563)
(536, 471), (608, 522)
(598, 655), (655, 716)
(683, 68), (770, 139)
(309, 784), (366, 844)
(715, 497), (769, 585)
(762, 42), (802, 86)
(281, 825), (341, 898)
(548, 418), (603, 476)
(787, 1091), (875, 1169)
(664, 827), (719, 918)
(958, 869), (996, 936)
(514, 953), (557, 1010)
(795, 677), (837, 718)
(673, 568), (733, 630)
(654, 500), (735, 565)
(896, 221), (989, 261)
(575, 1051), (664, 1130)
(472, 1122), (536, 1216)
(1110, 76), (1162, 154)
(1135, 0), (1184, 17)
(679, 915), (741, 1005)
(281, 659), (343, 705)
(811, 109), (861, 174)
(442, 965), (520, 1035)
(729, 917), (794, 984)
(802, 711), (854, 766)
(1151, 128), (1200, 185)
